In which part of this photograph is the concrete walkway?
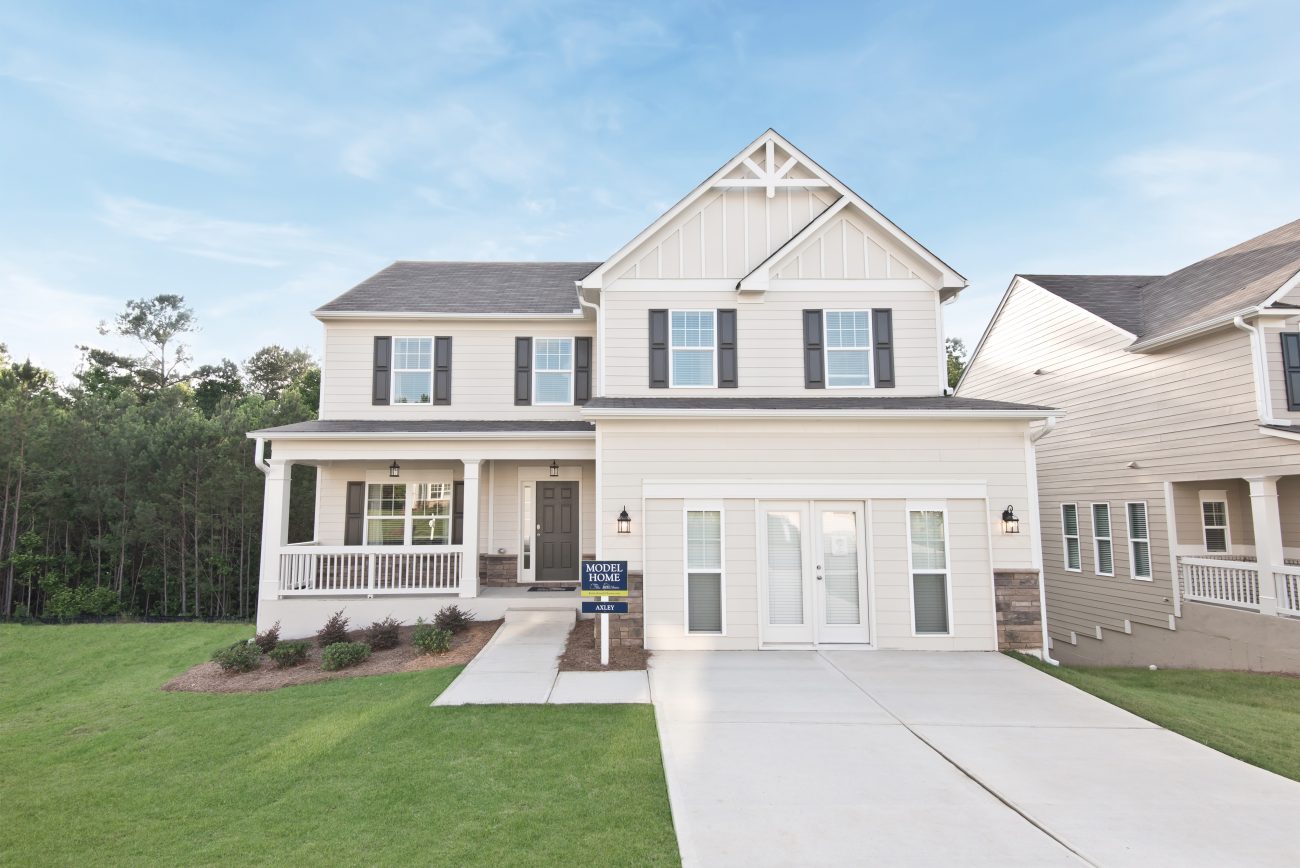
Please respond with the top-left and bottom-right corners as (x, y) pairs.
(651, 650), (1300, 868)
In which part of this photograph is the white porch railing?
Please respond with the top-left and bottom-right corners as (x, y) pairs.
(277, 546), (463, 595)
(1178, 556), (1300, 616)
(1276, 565), (1300, 617)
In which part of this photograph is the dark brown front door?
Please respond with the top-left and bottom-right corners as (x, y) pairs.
(537, 481), (579, 581)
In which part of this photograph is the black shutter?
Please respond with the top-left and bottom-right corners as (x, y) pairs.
(649, 309), (669, 388)
(372, 336), (391, 405)
(452, 482), (465, 545)
(574, 336), (593, 404)
(872, 309), (895, 388)
(717, 309), (738, 388)
(802, 310), (824, 389)
(344, 481), (365, 546)
(1283, 332), (1300, 411)
(433, 336), (452, 405)
(514, 337), (532, 405)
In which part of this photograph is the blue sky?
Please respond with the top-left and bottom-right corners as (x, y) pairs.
(2, 0), (1299, 380)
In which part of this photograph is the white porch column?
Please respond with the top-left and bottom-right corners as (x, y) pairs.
(460, 459), (482, 598)
(259, 459), (293, 601)
(1247, 475), (1282, 616)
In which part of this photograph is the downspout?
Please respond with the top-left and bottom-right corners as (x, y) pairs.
(1029, 415), (1057, 443)
(577, 286), (602, 397)
(253, 437), (271, 475)
(1233, 315), (1290, 427)
(1027, 416), (1060, 665)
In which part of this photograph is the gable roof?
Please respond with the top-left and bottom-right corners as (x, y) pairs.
(315, 261), (598, 317)
(1020, 275), (1157, 337)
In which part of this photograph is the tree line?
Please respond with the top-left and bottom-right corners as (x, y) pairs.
(0, 295), (317, 621)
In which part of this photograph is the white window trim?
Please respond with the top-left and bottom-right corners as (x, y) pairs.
(1061, 503), (1081, 572)
(683, 501), (726, 635)
(1127, 501), (1153, 581)
(361, 479), (454, 546)
(669, 309), (717, 388)
(823, 310), (874, 389)
(1091, 503), (1114, 577)
(390, 336), (435, 406)
(1198, 490), (1231, 554)
(906, 502), (952, 637)
(532, 336), (575, 406)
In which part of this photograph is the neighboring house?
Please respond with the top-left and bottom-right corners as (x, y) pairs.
(958, 220), (1300, 672)
(249, 130), (1058, 653)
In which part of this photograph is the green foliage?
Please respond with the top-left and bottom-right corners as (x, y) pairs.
(946, 337), (968, 389)
(316, 611), (350, 647)
(321, 641), (371, 671)
(253, 621), (281, 653)
(433, 605), (475, 634)
(245, 345), (315, 399)
(364, 616), (402, 650)
(268, 640), (309, 668)
(42, 585), (121, 621)
(211, 640), (262, 673)
(412, 619), (453, 654)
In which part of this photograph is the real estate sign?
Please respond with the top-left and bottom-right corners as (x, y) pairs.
(581, 560), (628, 597)
(581, 600), (629, 614)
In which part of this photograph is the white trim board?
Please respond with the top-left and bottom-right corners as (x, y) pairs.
(642, 480), (987, 499)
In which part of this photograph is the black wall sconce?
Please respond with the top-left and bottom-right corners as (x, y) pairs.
(549, 460), (560, 478)
(1001, 505), (1020, 534)
(388, 461), (401, 478)
(617, 507), (632, 534)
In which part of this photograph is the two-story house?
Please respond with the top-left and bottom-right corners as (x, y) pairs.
(958, 220), (1300, 672)
(249, 130), (1058, 654)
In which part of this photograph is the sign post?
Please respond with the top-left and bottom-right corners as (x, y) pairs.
(581, 560), (628, 666)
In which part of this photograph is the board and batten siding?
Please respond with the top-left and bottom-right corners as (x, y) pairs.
(958, 279), (1300, 643)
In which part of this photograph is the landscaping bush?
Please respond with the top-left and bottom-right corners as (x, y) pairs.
(433, 604), (475, 634)
(364, 616), (402, 651)
(211, 641), (262, 673)
(321, 641), (371, 671)
(412, 619), (453, 655)
(316, 610), (350, 648)
(268, 641), (309, 668)
(253, 621), (281, 653)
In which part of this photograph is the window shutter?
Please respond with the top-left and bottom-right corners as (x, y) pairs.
(802, 310), (825, 389)
(433, 336), (452, 405)
(717, 309), (738, 388)
(514, 337), (532, 405)
(1283, 332), (1300, 411)
(649, 309), (669, 388)
(574, 336), (593, 404)
(372, 336), (391, 405)
(452, 481), (465, 545)
(344, 482), (365, 546)
(872, 309), (895, 388)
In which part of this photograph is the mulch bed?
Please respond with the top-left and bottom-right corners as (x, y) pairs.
(558, 619), (650, 672)
(162, 620), (502, 694)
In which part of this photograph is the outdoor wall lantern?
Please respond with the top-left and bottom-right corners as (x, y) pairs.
(617, 507), (632, 534)
(388, 461), (401, 478)
(1001, 505), (1020, 534)
(549, 460), (560, 478)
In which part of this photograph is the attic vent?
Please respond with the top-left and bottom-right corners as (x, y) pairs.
(1033, 368), (1047, 376)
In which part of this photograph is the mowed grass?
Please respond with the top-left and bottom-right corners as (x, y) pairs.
(1012, 652), (1300, 782)
(0, 624), (679, 867)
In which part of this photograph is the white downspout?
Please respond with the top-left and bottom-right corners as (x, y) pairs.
(1233, 315), (1290, 427)
(577, 286), (603, 397)
(1029, 414), (1058, 443)
(1026, 417), (1060, 665)
(253, 437), (271, 474)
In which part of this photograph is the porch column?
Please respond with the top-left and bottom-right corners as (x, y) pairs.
(460, 459), (481, 598)
(259, 459), (293, 601)
(1246, 475), (1282, 616)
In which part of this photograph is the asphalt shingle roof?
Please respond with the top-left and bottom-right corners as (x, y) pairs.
(316, 262), (600, 315)
(1019, 275), (1157, 336)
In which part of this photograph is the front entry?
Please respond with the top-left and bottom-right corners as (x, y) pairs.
(537, 481), (580, 581)
(758, 502), (870, 646)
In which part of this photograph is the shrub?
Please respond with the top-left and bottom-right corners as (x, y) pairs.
(364, 616), (402, 651)
(316, 610), (350, 647)
(211, 641), (262, 673)
(433, 604), (475, 634)
(254, 621), (281, 653)
(321, 641), (371, 671)
(268, 641), (309, 668)
(412, 619), (454, 655)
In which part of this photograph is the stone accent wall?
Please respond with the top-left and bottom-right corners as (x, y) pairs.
(586, 570), (644, 649)
(478, 555), (518, 587)
(994, 570), (1042, 651)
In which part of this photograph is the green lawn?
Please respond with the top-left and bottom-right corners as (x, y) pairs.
(1012, 652), (1300, 782)
(0, 624), (679, 867)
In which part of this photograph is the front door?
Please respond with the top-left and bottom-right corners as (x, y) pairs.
(537, 481), (579, 581)
(759, 502), (869, 646)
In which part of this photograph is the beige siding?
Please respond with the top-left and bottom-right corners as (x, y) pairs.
(1261, 319), (1300, 423)
(1170, 479), (1254, 551)
(771, 209), (940, 287)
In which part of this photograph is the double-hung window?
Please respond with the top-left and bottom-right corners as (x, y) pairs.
(533, 338), (574, 405)
(1061, 504), (1081, 571)
(824, 311), (872, 387)
(392, 337), (433, 404)
(908, 507), (950, 635)
(670, 310), (716, 387)
(1091, 504), (1114, 576)
(685, 508), (724, 633)
(365, 482), (452, 545)
(1200, 493), (1229, 553)
(1127, 502), (1152, 580)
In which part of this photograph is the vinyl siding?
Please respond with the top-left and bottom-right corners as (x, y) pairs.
(1261, 318), (1300, 420)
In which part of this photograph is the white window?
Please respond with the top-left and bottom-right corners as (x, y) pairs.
(392, 337), (433, 404)
(824, 311), (872, 387)
(1199, 492), (1229, 553)
(907, 507), (950, 635)
(1092, 503), (1114, 577)
(670, 310), (716, 387)
(1127, 502), (1152, 580)
(685, 509), (724, 633)
(533, 338), (574, 405)
(1061, 504), (1081, 571)
(364, 482), (452, 545)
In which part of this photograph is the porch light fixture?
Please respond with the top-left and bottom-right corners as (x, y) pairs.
(549, 460), (560, 478)
(388, 461), (401, 478)
(617, 507), (632, 534)
(1000, 505), (1020, 534)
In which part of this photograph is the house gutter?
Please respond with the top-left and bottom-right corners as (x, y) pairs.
(1024, 417), (1060, 665)
(1232, 315), (1291, 427)
(252, 437), (271, 475)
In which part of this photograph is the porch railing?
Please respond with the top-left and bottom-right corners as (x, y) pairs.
(1276, 565), (1300, 617)
(278, 546), (462, 595)
(1178, 556), (1300, 616)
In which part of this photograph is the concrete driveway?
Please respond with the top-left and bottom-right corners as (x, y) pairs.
(649, 651), (1300, 867)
